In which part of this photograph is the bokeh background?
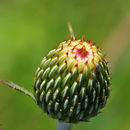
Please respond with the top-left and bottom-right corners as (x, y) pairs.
(0, 0), (130, 130)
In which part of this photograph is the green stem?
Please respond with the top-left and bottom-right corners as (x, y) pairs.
(57, 120), (71, 130)
(0, 80), (36, 102)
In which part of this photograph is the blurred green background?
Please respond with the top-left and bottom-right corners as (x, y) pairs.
(0, 0), (130, 130)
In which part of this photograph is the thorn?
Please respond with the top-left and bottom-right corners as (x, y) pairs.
(70, 70), (72, 74)
(71, 36), (74, 41)
(68, 23), (75, 40)
(86, 95), (88, 98)
(104, 77), (106, 81)
(108, 84), (110, 87)
(109, 73), (112, 77)
(91, 67), (95, 71)
(68, 41), (71, 45)
(97, 46), (100, 49)
(92, 57), (94, 62)
(92, 51), (94, 56)
(65, 60), (67, 64)
(64, 37), (68, 42)
(72, 47), (75, 51)
(60, 73), (62, 77)
(105, 96), (107, 99)
(67, 96), (69, 99)
(103, 54), (107, 60)
(88, 39), (91, 43)
(74, 55), (77, 59)
(57, 62), (59, 66)
(93, 42), (96, 46)
(89, 43), (93, 49)
(45, 53), (48, 58)
(61, 44), (63, 50)
(75, 79), (78, 82)
(56, 44), (58, 49)
(66, 52), (69, 56)
(106, 61), (109, 64)
(90, 75), (93, 79)
(85, 61), (88, 64)
(83, 84), (86, 87)
(80, 70), (83, 73)
(78, 102), (81, 105)
(75, 63), (78, 67)
(81, 36), (85, 42)
(98, 59), (101, 64)
(57, 55), (59, 59)
(93, 88), (95, 90)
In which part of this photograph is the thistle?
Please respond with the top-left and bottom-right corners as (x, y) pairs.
(34, 38), (110, 123)
(0, 24), (110, 129)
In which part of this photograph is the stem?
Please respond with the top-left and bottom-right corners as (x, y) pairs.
(0, 80), (36, 102)
(57, 120), (71, 130)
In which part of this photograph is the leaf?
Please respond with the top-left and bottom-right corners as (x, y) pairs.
(0, 80), (36, 102)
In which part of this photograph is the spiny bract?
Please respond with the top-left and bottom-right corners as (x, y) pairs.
(33, 39), (110, 123)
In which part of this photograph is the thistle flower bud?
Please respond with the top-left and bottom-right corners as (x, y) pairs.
(33, 39), (110, 123)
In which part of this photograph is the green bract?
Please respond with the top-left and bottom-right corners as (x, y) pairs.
(33, 39), (110, 123)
